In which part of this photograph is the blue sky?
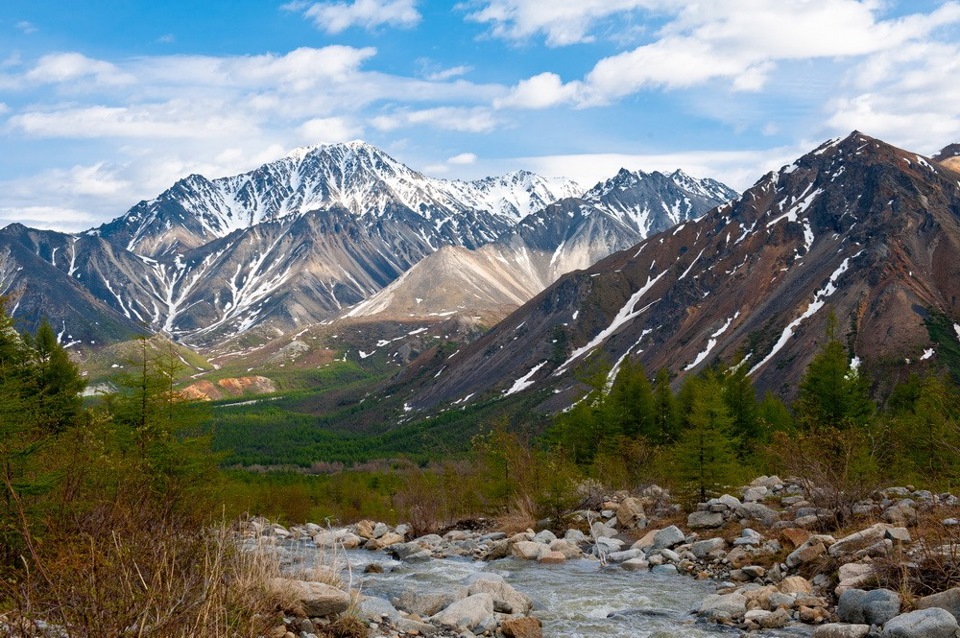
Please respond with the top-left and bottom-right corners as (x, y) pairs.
(2, 0), (959, 231)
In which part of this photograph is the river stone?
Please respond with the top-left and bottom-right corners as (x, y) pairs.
(564, 529), (587, 543)
(607, 549), (643, 563)
(372, 522), (390, 538)
(813, 623), (870, 638)
(736, 502), (780, 527)
(395, 588), (466, 617)
(786, 538), (827, 568)
(616, 497), (646, 528)
(356, 520), (375, 538)
(691, 537), (727, 558)
(512, 541), (547, 560)
(836, 562), (876, 595)
(652, 525), (686, 550)
(548, 539), (583, 559)
(688, 510), (724, 529)
(651, 563), (678, 575)
(698, 593), (747, 620)
(882, 504), (917, 526)
(744, 486), (768, 502)
(779, 576), (813, 594)
(621, 558), (649, 571)
(468, 574), (532, 614)
(431, 593), (496, 632)
(533, 530), (557, 544)
(501, 616), (543, 638)
(359, 596), (401, 623)
(917, 587), (960, 621)
(860, 589), (901, 625)
(881, 608), (960, 638)
(631, 528), (659, 551)
(395, 618), (439, 636)
(829, 523), (891, 557)
(367, 532), (405, 550)
(591, 521), (618, 539)
(270, 578), (350, 617)
(538, 550), (566, 564)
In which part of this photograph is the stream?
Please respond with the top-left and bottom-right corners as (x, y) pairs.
(277, 538), (814, 637)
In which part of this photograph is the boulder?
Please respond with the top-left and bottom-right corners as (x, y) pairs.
(829, 523), (892, 558)
(467, 574), (532, 614)
(688, 510), (724, 529)
(814, 623), (870, 638)
(366, 532), (404, 550)
(356, 520), (376, 539)
(779, 576), (813, 595)
(882, 504), (918, 526)
(512, 541), (548, 560)
(651, 525), (686, 550)
(835, 563), (876, 595)
(269, 578), (350, 617)
(691, 537), (727, 559)
(395, 589), (465, 617)
(431, 593), (497, 632)
(359, 596), (401, 623)
(621, 558), (649, 571)
(736, 502), (780, 527)
(631, 528), (660, 551)
(697, 593), (747, 621)
(501, 616), (543, 638)
(548, 539), (583, 559)
(917, 587), (960, 622)
(744, 486), (768, 502)
(616, 497), (647, 528)
(786, 538), (827, 568)
(860, 589), (901, 625)
(881, 608), (960, 638)
(780, 528), (812, 549)
(372, 522), (390, 538)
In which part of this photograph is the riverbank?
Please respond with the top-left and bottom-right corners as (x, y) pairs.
(247, 475), (960, 637)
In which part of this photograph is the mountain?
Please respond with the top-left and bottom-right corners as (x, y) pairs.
(95, 141), (581, 259)
(341, 169), (737, 325)
(403, 132), (960, 411)
(1, 141), (736, 350)
(934, 143), (960, 172)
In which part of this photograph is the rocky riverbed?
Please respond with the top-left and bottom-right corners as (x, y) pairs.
(251, 476), (960, 638)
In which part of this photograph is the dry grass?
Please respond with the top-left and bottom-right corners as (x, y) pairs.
(495, 495), (537, 535)
(874, 506), (960, 600)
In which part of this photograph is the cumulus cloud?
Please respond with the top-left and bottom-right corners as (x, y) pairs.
(26, 52), (135, 87)
(425, 65), (472, 81)
(494, 1), (960, 108)
(447, 152), (477, 164)
(286, 0), (420, 33)
(298, 117), (364, 144)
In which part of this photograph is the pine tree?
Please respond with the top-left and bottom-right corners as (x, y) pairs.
(652, 368), (680, 443)
(671, 373), (741, 504)
(28, 320), (85, 434)
(608, 359), (655, 439)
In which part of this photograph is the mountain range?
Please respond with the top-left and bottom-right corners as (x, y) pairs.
(400, 132), (960, 412)
(0, 141), (734, 351)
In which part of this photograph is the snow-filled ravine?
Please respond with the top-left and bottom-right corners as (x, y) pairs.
(279, 539), (811, 637)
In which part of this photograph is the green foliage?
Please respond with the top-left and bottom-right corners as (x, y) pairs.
(925, 311), (960, 384)
(794, 318), (873, 429)
(669, 372), (743, 505)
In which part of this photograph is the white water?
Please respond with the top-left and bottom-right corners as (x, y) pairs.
(280, 540), (811, 637)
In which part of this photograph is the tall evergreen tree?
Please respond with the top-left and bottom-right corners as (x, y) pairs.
(652, 368), (680, 443)
(28, 320), (85, 434)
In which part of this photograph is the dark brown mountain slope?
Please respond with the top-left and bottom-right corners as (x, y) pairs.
(404, 132), (960, 411)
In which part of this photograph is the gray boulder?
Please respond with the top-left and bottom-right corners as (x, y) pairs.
(431, 593), (497, 632)
(881, 608), (960, 638)
(688, 510), (724, 529)
(697, 593), (747, 621)
(917, 587), (960, 622)
(736, 502), (780, 527)
(270, 578), (350, 617)
(359, 596), (401, 623)
(838, 588), (901, 626)
(813, 624), (870, 638)
(652, 525), (686, 550)
(466, 574), (532, 615)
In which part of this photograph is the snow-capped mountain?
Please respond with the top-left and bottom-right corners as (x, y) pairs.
(0, 141), (735, 350)
(97, 141), (581, 259)
(402, 132), (960, 411)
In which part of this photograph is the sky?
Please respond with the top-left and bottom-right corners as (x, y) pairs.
(1, 0), (959, 232)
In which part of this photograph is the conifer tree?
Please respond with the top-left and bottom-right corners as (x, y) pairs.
(652, 368), (680, 443)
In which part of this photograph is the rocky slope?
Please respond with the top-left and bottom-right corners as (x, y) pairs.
(403, 132), (960, 411)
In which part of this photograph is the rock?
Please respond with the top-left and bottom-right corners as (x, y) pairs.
(564, 529), (587, 543)
(759, 608), (791, 629)
(917, 587), (960, 622)
(431, 593), (496, 633)
(467, 574), (532, 614)
(882, 504), (917, 526)
(838, 589), (868, 624)
(607, 549), (643, 563)
(372, 522), (390, 538)
(813, 624), (870, 638)
(881, 608), (960, 638)
(744, 486), (769, 502)
(366, 532), (404, 550)
(501, 616), (543, 638)
(269, 578), (350, 617)
(537, 551), (566, 564)
(835, 563), (876, 595)
(631, 529), (659, 551)
(698, 593), (747, 621)
(779, 576), (813, 594)
(359, 596), (401, 623)
(687, 510), (724, 529)
(885, 527), (912, 543)
(742, 565), (767, 579)
(829, 523), (893, 557)
(391, 541), (432, 561)
(512, 541), (548, 560)
(786, 538), (827, 568)
(590, 521), (618, 538)
(736, 502), (780, 527)
(356, 520), (375, 538)
(395, 589), (464, 617)
(860, 589), (901, 625)
(651, 525), (686, 550)
(621, 558), (649, 571)
(616, 497), (647, 528)
(780, 528), (812, 549)
(660, 548), (681, 562)
(691, 537), (728, 559)
(532, 529), (557, 544)
(548, 539), (583, 559)
(395, 618), (438, 636)
(719, 494), (742, 509)
(651, 564), (678, 575)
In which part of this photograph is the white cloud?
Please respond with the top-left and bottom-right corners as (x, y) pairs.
(16, 21), (38, 35)
(372, 107), (498, 132)
(494, 72), (581, 109)
(298, 117), (364, 144)
(447, 152), (477, 165)
(0, 206), (98, 232)
(26, 52), (135, 87)
(495, 1), (960, 108)
(515, 145), (802, 192)
(425, 65), (472, 81)
(464, 0), (666, 46)
(288, 0), (421, 33)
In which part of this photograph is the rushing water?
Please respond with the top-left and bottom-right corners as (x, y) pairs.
(278, 538), (812, 638)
